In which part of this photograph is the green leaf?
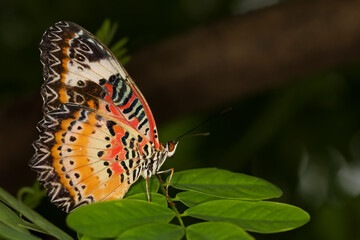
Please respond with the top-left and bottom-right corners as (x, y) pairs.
(126, 193), (168, 207)
(170, 168), (282, 200)
(17, 182), (46, 209)
(18, 221), (48, 235)
(78, 235), (103, 240)
(77, 232), (102, 240)
(96, 19), (118, 46)
(176, 191), (224, 207)
(117, 55), (131, 65)
(0, 221), (40, 240)
(110, 37), (128, 53)
(67, 199), (175, 238)
(184, 200), (310, 233)
(116, 223), (184, 240)
(95, 19), (130, 65)
(186, 222), (254, 240)
(126, 177), (159, 197)
(0, 201), (29, 233)
(110, 38), (131, 64)
(0, 188), (72, 240)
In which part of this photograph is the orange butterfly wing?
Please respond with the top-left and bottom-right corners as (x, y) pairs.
(30, 21), (159, 212)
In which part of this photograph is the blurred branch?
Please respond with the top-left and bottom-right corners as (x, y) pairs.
(126, 0), (360, 121)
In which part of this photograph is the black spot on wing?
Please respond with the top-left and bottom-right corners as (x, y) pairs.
(128, 105), (143, 120)
(145, 128), (150, 135)
(99, 78), (106, 86)
(97, 151), (104, 157)
(78, 110), (87, 122)
(125, 149), (129, 159)
(143, 145), (149, 156)
(109, 74), (117, 83)
(138, 118), (148, 130)
(132, 169), (137, 181)
(123, 99), (138, 114)
(121, 161), (128, 171)
(106, 120), (116, 136)
(128, 160), (134, 168)
(129, 138), (135, 148)
(105, 104), (111, 112)
(121, 132), (129, 146)
(138, 111), (145, 122)
(107, 168), (112, 177)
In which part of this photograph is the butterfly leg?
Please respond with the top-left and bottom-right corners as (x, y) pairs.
(157, 168), (174, 205)
(146, 177), (151, 202)
(157, 174), (166, 184)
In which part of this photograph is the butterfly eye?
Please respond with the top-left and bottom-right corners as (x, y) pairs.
(167, 141), (178, 158)
(168, 142), (174, 151)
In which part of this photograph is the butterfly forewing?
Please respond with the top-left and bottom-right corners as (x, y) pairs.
(31, 21), (159, 212)
(39, 21), (159, 146)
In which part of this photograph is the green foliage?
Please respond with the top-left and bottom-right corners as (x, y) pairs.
(126, 193), (168, 206)
(0, 223), (40, 240)
(67, 199), (175, 238)
(184, 199), (309, 233)
(171, 168), (282, 200)
(186, 222), (254, 240)
(95, 19), (118, 47)
(115, 223), (184, 240)
(96, 19), (131, 65)
(4, 167), (309, 239)
(176, 190), (224, 207)
(17, 182), (46, 209)
(65, 168), (309, 239)
(0, 201), (28, 233)
(125, 176), (159, 196)
(0, 188), (72, 240)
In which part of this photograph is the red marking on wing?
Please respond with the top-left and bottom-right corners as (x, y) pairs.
(103, 126), (128, 161)
(103, 79), (159, 149)
(128, 83), (159, 148)
(110, 162), (124, 175)
(109, 104), (121, 117)
(104, 83), (113, 95)
(129, 118), (140, 129)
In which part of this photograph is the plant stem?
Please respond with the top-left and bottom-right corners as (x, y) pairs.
(169, 199), (186, 229)
(158, 178), (185, 229)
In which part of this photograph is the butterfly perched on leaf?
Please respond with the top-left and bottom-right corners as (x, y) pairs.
(30, 21), (178, 213)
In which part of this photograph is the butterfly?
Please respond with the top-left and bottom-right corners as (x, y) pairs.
(30, 21), (178, 213)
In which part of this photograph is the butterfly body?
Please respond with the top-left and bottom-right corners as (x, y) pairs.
(30, 21), (177, 212)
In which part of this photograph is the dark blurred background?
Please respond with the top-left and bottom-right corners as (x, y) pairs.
(1, 0), (360, 239)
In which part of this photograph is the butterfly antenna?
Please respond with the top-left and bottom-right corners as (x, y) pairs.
(175, 107), (232, 141)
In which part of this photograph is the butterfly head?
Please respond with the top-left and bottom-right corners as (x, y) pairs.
(151, 141), (178, 175)
(166, 140), (178, 158)
(159, 140), (178, 162)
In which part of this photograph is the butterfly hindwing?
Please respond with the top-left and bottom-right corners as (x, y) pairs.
(30, 103), (153, 212)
